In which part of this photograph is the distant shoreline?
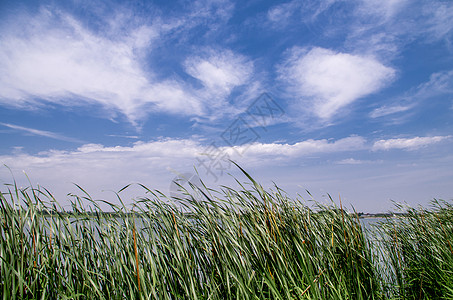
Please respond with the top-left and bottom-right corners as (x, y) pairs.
(358, 213), (407, 219)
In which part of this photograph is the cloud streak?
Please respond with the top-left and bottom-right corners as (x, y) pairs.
(0, 122), (84, 143)
(369, 105), (412, 118)
(372, 136), (451, 151)
(369, 69), (453, 122)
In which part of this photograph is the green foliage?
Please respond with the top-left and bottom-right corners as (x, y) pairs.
(0, 166), (451, 299)
(376, 200), (453, 299)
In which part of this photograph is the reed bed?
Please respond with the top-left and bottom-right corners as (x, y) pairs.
(0, 166), (451, 299)
(376, 200), (453, 299)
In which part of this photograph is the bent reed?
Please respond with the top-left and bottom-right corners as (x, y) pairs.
(1, 165), (452, 299)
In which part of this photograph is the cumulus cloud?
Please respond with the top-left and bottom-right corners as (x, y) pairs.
(1, 134), (451, 208)
(0, 136), (368, 174)
(0, 139), (206, 203)
(279, 47), (395, 120)
(372, 136), (451, 151)
(227, 135), (366, 158)
(0, 136), (363, 204)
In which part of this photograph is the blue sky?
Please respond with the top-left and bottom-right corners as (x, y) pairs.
(1, 0), (452, 212)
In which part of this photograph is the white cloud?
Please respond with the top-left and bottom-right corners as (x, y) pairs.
(358, 0), (408, 21)
(369, 105), (411, 118)
(1, 135), (452, 211)
(185, 50), (253, 98)
(0, 137), (368, 181)
(349, 0), (453, 60)
(369, 70), (453, 122)
(107, 134), (139, 139)
(336, 158), (364, 165)
(0, 138), (205, 206)
(422, 1), (453, 41)
(0, 8), (254, 126)
(267, 0), (340, 25)
(0, 122), (84, 143)
(267, 1), (300, 25)
(415, 70), (453, 99)
(227, 135), (367, 158)
(280, 47), (395, 120)
(335, 158), (382, 165)
(0, 136), (367, 204)
(372, 136), (451, 151)
(0, 10), (202, 124)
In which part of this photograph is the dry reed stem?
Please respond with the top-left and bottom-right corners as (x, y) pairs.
(49, 230), (53, 251)
(300, 268), (325, 297)
(172, 211), (179, 239)
(331, 220), (334, 248)
(268, 265), (273, 279)
(239, 221), (243, 238)
(32, 228), (37, 268)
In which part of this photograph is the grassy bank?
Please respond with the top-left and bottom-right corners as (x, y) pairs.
(1, 167), (452, 299)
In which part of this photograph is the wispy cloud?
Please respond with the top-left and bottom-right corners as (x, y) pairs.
(0, 9), (192, 124)
(267, 0), (340, 30)
(266, 0), (301, 28)
(370, 70), (453, 121)
(279, 47), (395, 121)
(186, 50), (252, 93)
(369, 105), (412, 118)
(372, 136), (451, 151)
(414, 70), (453, 99)
(0, 6), (255, 127)
(107, 135), (140, 139)
(185, 48), (254, 112)
(348, 0), (453, 60)
(335, 158), (382, 165)
(422, 1), (453, 41)
(0, 122), (84, 143)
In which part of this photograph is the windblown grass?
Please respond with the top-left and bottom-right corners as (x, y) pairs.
(376, 200), (453, 299)
(0, 165), (451, 299)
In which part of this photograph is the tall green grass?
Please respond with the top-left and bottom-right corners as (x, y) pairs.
(0, 165), (451, 299)
(376, 200), (453, 299)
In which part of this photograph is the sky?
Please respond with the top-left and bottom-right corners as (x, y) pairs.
(0, 0), (452, 212)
